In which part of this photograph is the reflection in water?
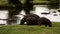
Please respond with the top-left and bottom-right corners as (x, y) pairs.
(0, 10), (8, 25)
(0, 5), (60, 25)
(33, 5), (60, 22)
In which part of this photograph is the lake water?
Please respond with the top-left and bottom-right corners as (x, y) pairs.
(0, 5), (60, 24)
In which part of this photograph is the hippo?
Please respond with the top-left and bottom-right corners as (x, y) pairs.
(20, 13), (40, 25)
(26, 17), (38, 25)
(38, 17), (52, 27)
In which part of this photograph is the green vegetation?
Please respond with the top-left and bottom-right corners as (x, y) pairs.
(0, 0), (8, 5)
(0, 22), (60, 34)
(0, 0), (50, 5)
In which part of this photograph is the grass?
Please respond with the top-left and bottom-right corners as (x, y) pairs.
(0, 22), (60, 34)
